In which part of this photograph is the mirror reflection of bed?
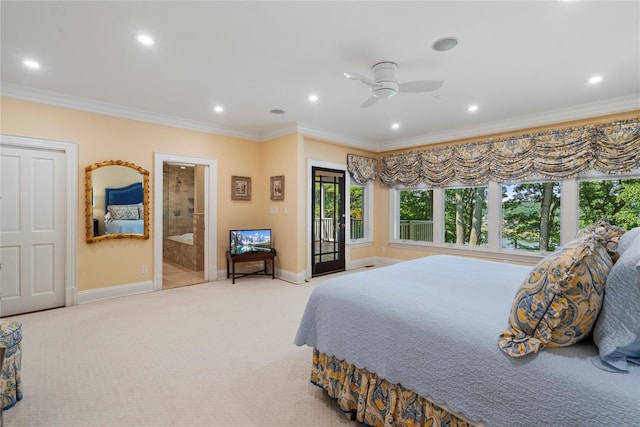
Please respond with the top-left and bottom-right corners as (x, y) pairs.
(162, 162), (206, 289)
(91, 164), (145, 237)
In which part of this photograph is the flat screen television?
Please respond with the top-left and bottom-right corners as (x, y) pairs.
(229, 229), (272, 256)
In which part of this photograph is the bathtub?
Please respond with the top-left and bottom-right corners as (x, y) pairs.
(164, 233), (197, 269)
(168, 232), (194, 245)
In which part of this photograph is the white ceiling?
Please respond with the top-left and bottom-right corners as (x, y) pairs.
(1, 1), (639, 151)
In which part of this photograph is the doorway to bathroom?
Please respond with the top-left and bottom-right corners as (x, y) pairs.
(153, 153), (217, 291)
(162, 162), (205, 288)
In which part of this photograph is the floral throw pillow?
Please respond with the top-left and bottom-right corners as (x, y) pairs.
(498, 237), (613, 357)
(576, 217), (625, 261)
(107, 204), (140, 220)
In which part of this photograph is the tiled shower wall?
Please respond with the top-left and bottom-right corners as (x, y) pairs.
(163, 164), (195, 237)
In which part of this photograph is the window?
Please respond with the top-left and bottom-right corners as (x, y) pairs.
(389, 171), (638, 257)
(578, 178), (640, 230)
(349, 184), (365, 240)
(444, 186), (488, 246)
(501, 182), (561, 252)
(348, 177), (373, 242)
(398, 189), (433, 242)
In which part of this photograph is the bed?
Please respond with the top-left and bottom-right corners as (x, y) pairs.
(104, 182), (144, 234)
(294, 254), (640, 426)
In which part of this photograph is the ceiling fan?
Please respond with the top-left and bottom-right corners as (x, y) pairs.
(344, 61), (444, 108)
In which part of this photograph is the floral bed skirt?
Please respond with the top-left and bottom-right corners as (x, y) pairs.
(1, 320), (23, 410)
(311, 348), (475, 427)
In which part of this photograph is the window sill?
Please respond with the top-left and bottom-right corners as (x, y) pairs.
(347, 240), (373, 248)
(388, 241), (544, 265)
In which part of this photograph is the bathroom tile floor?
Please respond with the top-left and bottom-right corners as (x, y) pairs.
(162, 261), (205, 289)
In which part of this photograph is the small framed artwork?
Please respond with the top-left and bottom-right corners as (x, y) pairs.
(270, 175), (285, 201)
(231, 176), (251, 200)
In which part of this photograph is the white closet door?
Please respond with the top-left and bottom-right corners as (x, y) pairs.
(1, 145), (66, 316)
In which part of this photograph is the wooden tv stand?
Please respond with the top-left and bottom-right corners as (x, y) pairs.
(226, 249), (276, 284)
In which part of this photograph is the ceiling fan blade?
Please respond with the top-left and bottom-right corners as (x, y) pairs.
(344, 72), (374, 86)
(361, 96), (379, 108)
(398, 80), (444, 93)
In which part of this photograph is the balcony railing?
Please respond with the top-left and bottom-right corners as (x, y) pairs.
(314, 218), (366, 241)
(399, 220), (433, 242)
(350, 218), (363, 240)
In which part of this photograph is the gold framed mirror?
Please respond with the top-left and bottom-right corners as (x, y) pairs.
(85, 160), (150, 243)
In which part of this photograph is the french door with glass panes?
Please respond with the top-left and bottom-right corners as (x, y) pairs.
(311, 167), (345, 276)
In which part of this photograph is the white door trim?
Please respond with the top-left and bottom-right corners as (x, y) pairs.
(0, 133), (78, 307)
(153, 153), (218, 290)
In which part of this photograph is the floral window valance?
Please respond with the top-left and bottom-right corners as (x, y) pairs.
(347, 154), (378, 184)
(379, 119), (640, 187)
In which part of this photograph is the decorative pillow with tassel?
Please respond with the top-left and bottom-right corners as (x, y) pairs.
(498, 236), (613, 357)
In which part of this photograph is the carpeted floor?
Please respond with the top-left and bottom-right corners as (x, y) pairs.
(3, 274), (358, 427)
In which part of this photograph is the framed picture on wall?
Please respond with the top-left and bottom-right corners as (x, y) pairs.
(231, 176), (251, 200)
(270, 175), (285, 201)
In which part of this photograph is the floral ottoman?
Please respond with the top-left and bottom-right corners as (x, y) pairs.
(1, 320), (22, 410)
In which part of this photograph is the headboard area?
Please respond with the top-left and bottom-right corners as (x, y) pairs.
(105, 182), (143, 212)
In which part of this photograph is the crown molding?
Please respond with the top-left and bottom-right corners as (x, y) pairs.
(382, 95), (640, 151)
(293, 122), (380, 151)
(0, 82), (263, 142)
(258, 123), (301, 142)
(3, 82), (637, 152)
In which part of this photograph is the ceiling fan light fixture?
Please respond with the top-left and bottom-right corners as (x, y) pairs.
(432, 37), (458, 52)
(374, 86), (397, 99)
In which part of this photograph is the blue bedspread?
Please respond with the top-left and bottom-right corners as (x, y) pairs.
(295, 255), (640, 426)
(105, 219), (144, 234)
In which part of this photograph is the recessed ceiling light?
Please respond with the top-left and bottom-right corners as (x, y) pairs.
(136, 34), (154, 46)
(308, 94), (319, 102)
(270, 109), (286, 115)
(587, 75), (603, 84)
(432, 37), (459, 52)
(467, 105), (479, 112)
(391, 123), (400, 130)
(22, 59), (40, 70)
(213, 105), (224, 113)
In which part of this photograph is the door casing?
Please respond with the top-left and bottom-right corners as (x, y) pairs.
(0, 134), (78, 315)
(153, 153), (217, 289)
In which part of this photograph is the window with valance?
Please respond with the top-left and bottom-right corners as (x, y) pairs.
(347, 154), (377, 184)
(379, 119), (640, 187)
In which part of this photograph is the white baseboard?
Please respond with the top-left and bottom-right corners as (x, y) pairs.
(277, 268), (306, 284)
(371, 256), (402, 266)
(347, 256), (400, 270)
(78, 280), (154, 305)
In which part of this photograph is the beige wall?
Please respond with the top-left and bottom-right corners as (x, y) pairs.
(1, 96), (378, 292)
(1, 96), (264, 290)
(302, 137), (377, 265)
(6, 95), (629, 292)
(261, 133), (300, 275)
